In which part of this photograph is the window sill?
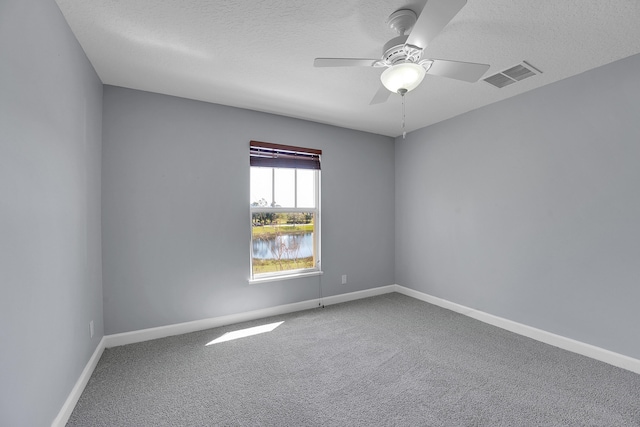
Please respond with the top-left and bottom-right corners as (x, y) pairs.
(248, 270), (323, 284)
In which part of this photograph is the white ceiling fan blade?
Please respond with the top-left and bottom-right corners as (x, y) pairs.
(370, 84), (391, 105)
(426, 59), (490, 82)
(406, 0), (467, 49)
(314, 58), (379, 67)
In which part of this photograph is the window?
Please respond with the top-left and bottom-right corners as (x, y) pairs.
(249, 141), (321, 281)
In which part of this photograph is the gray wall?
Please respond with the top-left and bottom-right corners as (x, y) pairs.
(4, 1), (638, 422)
(0, 1), (103, 426)
(102, 86), (395, 334)
(396, 53), (640, 360)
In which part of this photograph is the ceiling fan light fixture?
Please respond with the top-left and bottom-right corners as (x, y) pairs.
(380, 62), (426, 94)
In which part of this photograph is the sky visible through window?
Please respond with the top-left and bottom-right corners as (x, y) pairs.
(250, 167), (315, 208)
(250, 166), (318, 277)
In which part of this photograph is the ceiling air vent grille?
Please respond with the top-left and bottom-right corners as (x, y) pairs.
(484, 73), (515, 88)
(484, 61), (542, 88)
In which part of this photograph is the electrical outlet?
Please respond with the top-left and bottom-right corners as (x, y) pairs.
(90, 320), (94, 338)
(341, 274), (347, 285)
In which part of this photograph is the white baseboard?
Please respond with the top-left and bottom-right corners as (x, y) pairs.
(104, 285), (397, 348)
(54, 286), (396, 425)
(54, 283), (640, 426)
(51, 336), (106, 427)
(394, 285), (640, 375)
(321, 284), (397, 306)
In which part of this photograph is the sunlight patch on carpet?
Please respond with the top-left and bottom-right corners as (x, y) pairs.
(206, 321), (284, 346)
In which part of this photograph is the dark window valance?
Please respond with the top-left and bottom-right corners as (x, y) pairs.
(250, 140), (321, 170)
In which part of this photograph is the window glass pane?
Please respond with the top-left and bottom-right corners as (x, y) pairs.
(250, 161), (320, 279)
(274, 168), (295, 208)
(252, 212), (315, 276)
(250, 167), (273, 207)
(296, 169), (315, 208)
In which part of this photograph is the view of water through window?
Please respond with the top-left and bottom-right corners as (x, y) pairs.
(250, 212), (316, 275)
(252, 233), (314, 259)
(250, 162), (319, 277)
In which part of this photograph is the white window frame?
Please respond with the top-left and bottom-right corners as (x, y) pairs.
(249, 167), (321, 283)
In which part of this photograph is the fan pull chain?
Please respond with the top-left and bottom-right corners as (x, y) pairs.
(401, 91), (406, 139)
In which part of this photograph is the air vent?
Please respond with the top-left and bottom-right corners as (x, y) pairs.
(484, 73), (516, 88)
(484, 61), (542, 88)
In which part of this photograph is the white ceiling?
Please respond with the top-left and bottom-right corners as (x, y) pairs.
(55, 0), (640, 137)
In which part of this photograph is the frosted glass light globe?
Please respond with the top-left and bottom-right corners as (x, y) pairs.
(380, 63), (426, 93)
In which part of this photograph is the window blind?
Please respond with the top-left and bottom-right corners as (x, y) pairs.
(250, 140), (321, 170)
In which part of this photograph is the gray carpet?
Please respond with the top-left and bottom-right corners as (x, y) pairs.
(67, 293), (640, 426)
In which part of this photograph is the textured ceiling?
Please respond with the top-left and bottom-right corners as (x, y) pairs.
(55, 0), (640, 137)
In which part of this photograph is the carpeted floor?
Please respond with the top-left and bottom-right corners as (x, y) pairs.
(67, 293), (640, 426)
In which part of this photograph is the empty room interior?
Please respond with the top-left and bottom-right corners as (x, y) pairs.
(2, 1), (640, 426)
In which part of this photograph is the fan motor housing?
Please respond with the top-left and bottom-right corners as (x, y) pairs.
(382, 35), (422, 65)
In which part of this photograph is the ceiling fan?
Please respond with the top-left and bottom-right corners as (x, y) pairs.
(313, 0), (490, 105)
